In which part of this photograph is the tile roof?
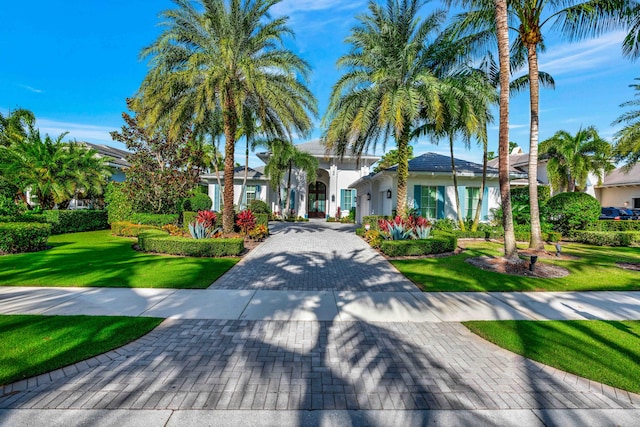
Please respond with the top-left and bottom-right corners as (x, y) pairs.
(256, 139), (380, 162)
(599, 163), (640, 187)
(201, 166), (268, 180)
(386, 152), (498, 175)
(83, 142), (131, 168)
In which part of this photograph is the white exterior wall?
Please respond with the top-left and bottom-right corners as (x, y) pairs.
(205, 180), (270, 212)
(595, 186), (640, 208)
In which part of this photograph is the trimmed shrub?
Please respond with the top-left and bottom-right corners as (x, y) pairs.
(130, 213), (179, 227)
(249, 200), (271, 214)
(138, 231), (244, 257)
(111, 221), (159, 237)
(587, 221), (640, 232)
(0, 222), (51, 254)
(183, 193), (213, 212)
(0, 214), (48, 223)
(43, 210), (109, 234)
(0, 194), (21, 216)
(379, 233), (457, 257)
(545, 192), (600, 234)
(432, 218), (456, 232)
(454, 230), (500, 239)
(104, 181), (134, 224)
(569, 230), (640, 247)
(255, 213), (269, 227)
(362, 215), (389, 229)
(355, 227), (365, 237)
(182, 211), (197, 231)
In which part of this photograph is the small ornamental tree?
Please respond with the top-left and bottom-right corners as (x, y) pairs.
(236, 210), (256, 235)
(545, 192), (601, 234)
(110, 105), (202, 214)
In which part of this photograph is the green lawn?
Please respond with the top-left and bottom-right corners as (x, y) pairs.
(0, 230), (239, 288)
(392, 240), (640, 292)
(464, 320), (640, 394)
(0, 314), (162, 386)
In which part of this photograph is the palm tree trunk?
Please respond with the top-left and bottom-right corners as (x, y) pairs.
(450, 134), (465, 231)
(495, 0), (518, 260)
(472, 136), (488, 232)
(396, 129), (410, 217)
(526, 43), (544, 250)
(222, 94), (237, 234)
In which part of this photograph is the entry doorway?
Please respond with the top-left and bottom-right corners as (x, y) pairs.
(308, 182), (327, 218)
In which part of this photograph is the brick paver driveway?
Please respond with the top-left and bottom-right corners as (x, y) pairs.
(1, 221), (638, 421)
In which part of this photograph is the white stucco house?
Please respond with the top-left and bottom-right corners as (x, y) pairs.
(594, 163), (640, 209)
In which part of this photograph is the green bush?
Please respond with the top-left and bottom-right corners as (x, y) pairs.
(355, 227), (365, 237)
(587, 221), (640, 232)
(0, 195), (21, 216)
(0, 214), (48, 223)
(138, 231), (244, 257)
(104, 182), (134, 224)
(182, 211), (197, 231)
(545, 192), (600, 234)
(43, 210), (109, 234)
(432, 218), (456, 232)
(255, 213), (269, 227)
(130, 213), (179, 227)
(569, 230), (640, 247)
(249, 200), (271, 214)
(362, 215), (390, 229)
(379, 233), (457, 257)
(183, 193), (212, 212)
(0, 222), (51, 254)
(454, 230), (501, 239)
(111, 221), (159, 237)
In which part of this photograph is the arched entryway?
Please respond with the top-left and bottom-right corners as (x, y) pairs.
(307, 182), (327, 218)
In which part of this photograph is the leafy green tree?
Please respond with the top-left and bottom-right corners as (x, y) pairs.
(373, 146), (414, 174)
(447, 0), (628, 251)
(540, 126), (614, 193)
(110, 110), (202, 214)
(612, 78), (640, 169)
(0, 108), (35, 147)
(135, 0), (317, 232)
(324, 0), (463, 217)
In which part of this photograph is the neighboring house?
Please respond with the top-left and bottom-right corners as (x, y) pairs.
(594, 163), (640, 209)
(350, 152), (517, 224)
(200, 166), (271, 212)
(487, 146), (549, 187)
(83, 142), (130, 183)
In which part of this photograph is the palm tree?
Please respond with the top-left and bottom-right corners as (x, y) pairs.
(136, 0), (317, 232)
(0, 108), (35, 146)
(448, 0), (628, 250)
(612, 78), (640, 169)
(324, 0), (454, 217)
(622, 1), (640, 60)
(540, 127), (613, 193)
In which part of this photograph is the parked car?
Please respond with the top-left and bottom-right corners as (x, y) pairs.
(599, 207), (634, 220)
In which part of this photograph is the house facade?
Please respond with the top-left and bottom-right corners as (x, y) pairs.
(594, 163), (640, 208)
(350, 152), (506, 224)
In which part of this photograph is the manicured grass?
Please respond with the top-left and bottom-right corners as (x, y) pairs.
(464, 320), (640, 394)
(391, 240), (640, 292)
(0, 230), (239, 288)
(0, 314), (162, 386)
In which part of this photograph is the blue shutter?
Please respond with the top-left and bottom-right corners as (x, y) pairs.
(291, 189), (296, 210)
(414, 185), (422, 214)
(458, 186), (466, 219)
(340, 189), (346, 210)
(213, 184), (220, 211)
(481, 186), (489, 220)
(437, 186), (445, 219)
(256, 185), (261, 200)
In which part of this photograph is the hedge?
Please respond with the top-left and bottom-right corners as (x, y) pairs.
(513, 229), (562, 243)
(130, 213), (179, 227)
(138, 231), (244, 257)
(569, 230), (640, 247)
(587, 221), (640, 232)
(362, 215), (391, 229)
(111, 221), (159, 237)
(182, 211), (197, 231)
(454, 230), (503, 239)
(43, 210), (109, 234)
(104, 181), (134, 224)
(0, 222), (51, 254)
(0, 214), (48, 224)
(379, 233), (457, 257)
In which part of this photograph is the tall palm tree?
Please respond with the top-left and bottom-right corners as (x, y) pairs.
(540, 127), (613, 193)
(136, 0), (317, 232)
(622, 1), (640, 60)
(324, 0), (454, 217)
(0, 108), (35, 146)
(612, 78), (640, 169)
(448, 0), (628, 250)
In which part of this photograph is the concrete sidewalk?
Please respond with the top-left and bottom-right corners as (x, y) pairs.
(1, 286), (639, 322)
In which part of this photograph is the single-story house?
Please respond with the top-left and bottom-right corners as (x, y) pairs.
(487, 146), (548, 187)
(349, 152), (521, 224)
(594, 163), (640, 209)
(200, 166), (271, 212)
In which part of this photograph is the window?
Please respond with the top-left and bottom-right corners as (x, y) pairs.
(419, 186), (438, 219)
(341, 189), (356, 212)
(245, 185), (257, 206)
(465, 187), (480, 219)
(634, 198), (640, 209)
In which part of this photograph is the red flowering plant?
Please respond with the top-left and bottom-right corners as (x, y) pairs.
(235, 209), (257, 235)
(378, 214), (431, 240)
(188, 210), (219, 239)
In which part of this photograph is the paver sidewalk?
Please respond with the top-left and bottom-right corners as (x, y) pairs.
(1, 221), (639, 426)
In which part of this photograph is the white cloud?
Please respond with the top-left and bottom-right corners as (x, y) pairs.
(17, 84), (43, 93)
(538, 31), (626, 76)
(489, 123), (528, 130)
(37, 119), (116, 143)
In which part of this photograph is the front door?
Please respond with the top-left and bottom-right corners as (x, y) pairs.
(308, 182), (326, 218)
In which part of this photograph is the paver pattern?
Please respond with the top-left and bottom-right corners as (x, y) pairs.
(1, 319), (637, 412)
(211, 221), (417, 292)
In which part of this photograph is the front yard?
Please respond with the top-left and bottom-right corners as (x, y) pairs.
(0, 230), (239, 288)
(392, 240), (640, 292)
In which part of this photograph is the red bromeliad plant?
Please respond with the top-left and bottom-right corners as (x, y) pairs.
(196, 210), (217, 228)
(378, 215), (432, 240)
(235, 209), (256, 235)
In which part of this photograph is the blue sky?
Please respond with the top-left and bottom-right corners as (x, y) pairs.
(1, 0), (637, 167)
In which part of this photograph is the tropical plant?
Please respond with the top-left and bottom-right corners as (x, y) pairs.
(188, 210), (220, 239)
(0, 108), (35, 147)
(612, 78), (640, 169)
(248, 224), (269, 241)
(622, 2), (640, 60)
(540, 126), (614, 192)
(545, 192), (601, 234)
(235, 209), (256, 235)
(378, 214), (432, 240)
(324, 0), (458, 217)
(373, 146), (414, 174)
(447, 0), (629, 251)
(136, 0), (317, 233)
